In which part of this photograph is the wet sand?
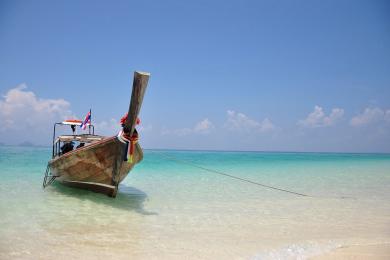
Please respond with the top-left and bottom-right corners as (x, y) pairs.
(312, 243), (390, 260)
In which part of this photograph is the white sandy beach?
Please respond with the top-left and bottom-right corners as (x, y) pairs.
(312, 243), (390, 260)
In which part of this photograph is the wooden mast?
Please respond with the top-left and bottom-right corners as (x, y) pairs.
(124, 71), (150, 135)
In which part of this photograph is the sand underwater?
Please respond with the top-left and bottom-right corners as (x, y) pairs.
(1, 145), (389, 259)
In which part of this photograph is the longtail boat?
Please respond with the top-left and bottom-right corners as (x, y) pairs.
(43, 71), (150, 197)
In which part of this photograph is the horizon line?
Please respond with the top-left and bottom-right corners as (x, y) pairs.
(1, 143), (389, 155)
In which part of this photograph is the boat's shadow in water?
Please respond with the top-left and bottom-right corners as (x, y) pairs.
(50, 183), (157, 215)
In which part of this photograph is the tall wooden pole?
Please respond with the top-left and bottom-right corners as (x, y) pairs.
(124, 71), (150, 135)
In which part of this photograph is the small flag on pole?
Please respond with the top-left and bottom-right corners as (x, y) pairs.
(80, 110), (91, 130)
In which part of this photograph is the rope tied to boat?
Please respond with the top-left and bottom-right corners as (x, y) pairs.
(117, 130), (138, 163)
(151, 151), (355, 200)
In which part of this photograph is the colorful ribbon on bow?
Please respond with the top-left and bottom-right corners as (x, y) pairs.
(117, 130), (139, 163)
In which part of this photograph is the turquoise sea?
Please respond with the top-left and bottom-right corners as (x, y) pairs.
(1, 146), (390, 259)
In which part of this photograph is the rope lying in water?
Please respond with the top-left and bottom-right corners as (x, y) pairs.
(150, 151), (355, 200)
(152, 151), (311, 197)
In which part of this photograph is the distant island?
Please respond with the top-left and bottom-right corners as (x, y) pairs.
(15, 141), (49, 148)
(18, 141), (37, 147)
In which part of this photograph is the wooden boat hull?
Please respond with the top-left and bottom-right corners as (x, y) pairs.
(49, 136), (143, 197)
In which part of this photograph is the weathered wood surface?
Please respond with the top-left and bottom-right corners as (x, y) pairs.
(49, 137), (143, 197)
(125, 71), (150, 136)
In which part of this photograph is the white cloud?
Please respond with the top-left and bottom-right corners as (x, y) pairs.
(350, 107), (390, 126)
(137, 124), (153, 133)
(298, 106), (344, 128)
(194, 118), (214, 133)
(224, 110), (276, 133)
(93, 118), (121, 135)
(0, 85), (131, 144)
(386, 110), (390, 122)
(161, 118), (214, 136)
(173, 128), (193, 136)
(0, 84), (72, 131)
(161, 127), (170, 136)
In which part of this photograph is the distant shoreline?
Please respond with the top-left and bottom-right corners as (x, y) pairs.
(1, 143), (389, 155)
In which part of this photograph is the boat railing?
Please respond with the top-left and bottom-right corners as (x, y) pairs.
(51, 122), (99, 158)
(52, 134), (105, 158)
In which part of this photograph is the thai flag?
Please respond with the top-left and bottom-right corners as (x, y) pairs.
(80, 110), (91, 130)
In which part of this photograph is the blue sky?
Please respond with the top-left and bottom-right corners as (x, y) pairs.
(0, 0), (389, 152)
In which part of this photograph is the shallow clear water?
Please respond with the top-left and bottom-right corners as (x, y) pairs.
(1, 146), (389, 259)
